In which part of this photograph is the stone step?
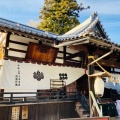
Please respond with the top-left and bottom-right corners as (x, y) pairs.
(75, 101), (90, 118)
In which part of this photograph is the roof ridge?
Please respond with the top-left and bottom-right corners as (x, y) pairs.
(62, 12), (98, 36)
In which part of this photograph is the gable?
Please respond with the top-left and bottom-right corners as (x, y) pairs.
(89, 21), (108, 40)
(57, 12), (109, 41)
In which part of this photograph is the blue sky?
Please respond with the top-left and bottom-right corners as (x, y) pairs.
(0, 0), (120, 44)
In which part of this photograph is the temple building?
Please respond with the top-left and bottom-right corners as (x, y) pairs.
(0, 12), (120, 119)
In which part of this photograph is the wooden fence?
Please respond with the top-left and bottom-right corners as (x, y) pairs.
(0, 101), (79, 120)
(0, 91), (78, 104)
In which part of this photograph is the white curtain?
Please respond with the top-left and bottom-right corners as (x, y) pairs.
(0, 60), (85, 95)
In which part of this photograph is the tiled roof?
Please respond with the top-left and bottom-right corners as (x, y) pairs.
(0, 13), (120, 49)
(56, 12), (109, 41)
(59, 12), (99, 36)
(0, 12), (107, 42)
(0, 17), (57, 40)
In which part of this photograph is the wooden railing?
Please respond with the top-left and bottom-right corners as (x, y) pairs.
(0, 91), (78, 104)
(78, 92), (90, 112)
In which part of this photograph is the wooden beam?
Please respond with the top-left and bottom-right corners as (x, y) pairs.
(66, 59), (81, 63)
(9, 40), (28, 46)
(95, 48), (120, 63)
(95, 48), (120, 58)
(65, 61), (81, 67)
(4, 56), (25, 61)
(5, 48), (26, 53)
(56, 56), (63, 59)
(66, 51), (84, 60)
(69, 45), (88, 52)
(95, 48), (109, 55)
(99, 59), (120, 68)
(89, 49), (113, 66)
(58, 50), (75, 56)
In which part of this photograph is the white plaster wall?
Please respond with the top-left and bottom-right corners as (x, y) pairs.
(66, 48), (79, 54)
(9, 43), (27, 51)
(10, 34), (39, 44)
(8, 51), (26, 58)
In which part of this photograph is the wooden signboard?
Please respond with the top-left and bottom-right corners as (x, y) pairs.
(22, 106), (28, 119)
(11, 106), (20, 120)
(26, 42), (58, 63)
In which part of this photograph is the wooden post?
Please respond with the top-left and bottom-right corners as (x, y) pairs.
(87, 46), (114, 117)
(88, 56), (94, 117)
(5, 32), (11, 58)
(63, 46), (66, 64)
(10, 93), (13, 102)
(88, 56), (98, 117)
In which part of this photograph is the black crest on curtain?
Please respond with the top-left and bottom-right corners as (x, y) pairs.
(33, 70), (44, 81)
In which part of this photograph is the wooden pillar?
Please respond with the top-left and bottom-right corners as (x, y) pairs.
(63, 46), (66, 64)
(88, 56), (95, 117)
(87, 45), (98, 117)
(5, 32), (11, 58)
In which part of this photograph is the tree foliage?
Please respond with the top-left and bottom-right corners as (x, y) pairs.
(37, 0), (81, 35)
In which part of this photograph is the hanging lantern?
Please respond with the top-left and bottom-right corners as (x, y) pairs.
(94, 76), (104, 97)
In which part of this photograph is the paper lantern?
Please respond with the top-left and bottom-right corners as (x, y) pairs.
(94, 76), (104, 97)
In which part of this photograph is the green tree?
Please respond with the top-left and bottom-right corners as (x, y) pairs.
(37, 0), (84, 35)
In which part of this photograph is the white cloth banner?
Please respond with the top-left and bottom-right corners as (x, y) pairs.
(0, 60), (85, 94)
